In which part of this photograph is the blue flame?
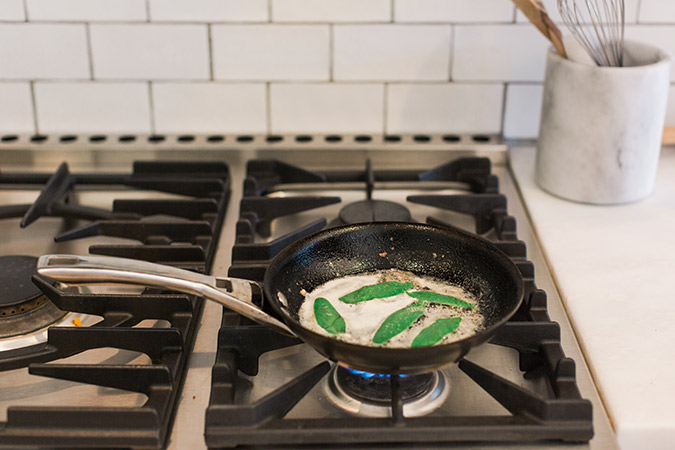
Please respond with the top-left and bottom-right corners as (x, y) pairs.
(346, 368), (408, 378)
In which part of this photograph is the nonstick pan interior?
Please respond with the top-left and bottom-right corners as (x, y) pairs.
(264, 222), (523, 374)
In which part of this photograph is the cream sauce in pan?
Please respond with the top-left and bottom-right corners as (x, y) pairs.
(298, 269), (485, 348)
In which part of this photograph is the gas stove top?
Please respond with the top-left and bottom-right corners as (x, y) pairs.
(0, 134), (617, 449)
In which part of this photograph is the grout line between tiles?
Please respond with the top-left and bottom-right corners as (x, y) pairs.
(499, 83), (509, 136)
(0, 79), (532, 86)
(85, 23), (95, 80)
(29, 81), (39, 134)
(8, 18), (675, 26)
(148, 81), (156, 134)
(207, 24), (214, 81)
(448, 25), (455, 81)
(382, 83), (388, 134)
(266, 82), (272, 134)
(329, 24), (334, 82)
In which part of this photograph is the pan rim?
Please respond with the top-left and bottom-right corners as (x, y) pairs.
(263, 221), (524, 366)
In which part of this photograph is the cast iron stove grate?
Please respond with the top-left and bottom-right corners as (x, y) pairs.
(206, 157), (593, 448)
(0, 160), (230, 449)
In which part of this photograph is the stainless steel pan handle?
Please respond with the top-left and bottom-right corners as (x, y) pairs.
(37, 254), (296, 337)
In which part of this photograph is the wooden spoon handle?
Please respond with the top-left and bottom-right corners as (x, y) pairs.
(512, 0), (567, 58)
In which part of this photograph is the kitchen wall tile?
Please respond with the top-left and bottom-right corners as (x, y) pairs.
(153, 83), (266, 133)
(34, 82), (151, 133)
(90, 24), (209, 80)
(0, 83), (34, 134)
(515, 0), (639, 23)
(625, 26), (675, 81)
(453, 25), (549, 81)
(26, 0), (147, 22)
(149, 0), (268, 22)
(0, 0), (670, 136)
(334, 25), (451, 81)
(640, 0), (675, 23)
(270, 83), (383, 133)
(0, 24), (89, 79)
(395, 0), (514, 23)
(0, 0), (26, 21)
(503, 84), (543, 139)
(622, 0), (640, 22)
(387, 83), (504, 133)
(272, 0), (390, 23)
(212, 25), (329, 80)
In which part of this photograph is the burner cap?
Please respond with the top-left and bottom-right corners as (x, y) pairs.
(0, 255), (66, 338)
(339, 200), (411, 224)
(0, 256), (44, 311)
(336, 367), (433, 404)
(325, 366), (450, 417)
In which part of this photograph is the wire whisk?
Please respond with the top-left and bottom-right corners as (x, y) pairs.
(558, 0), (625, 66)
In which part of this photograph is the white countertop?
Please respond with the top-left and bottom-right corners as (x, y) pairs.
(510, 145), (675, 450)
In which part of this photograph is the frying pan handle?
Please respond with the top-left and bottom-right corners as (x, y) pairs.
(36, 254), (296, 337)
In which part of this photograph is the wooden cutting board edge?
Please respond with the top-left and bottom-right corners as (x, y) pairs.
(663, 127), (675, 146)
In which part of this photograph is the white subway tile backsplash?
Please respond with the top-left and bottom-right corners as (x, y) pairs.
(212, 25), (329, 80)
(26, 0), (147, 22)
(453, 25), (549, 81)
(149, 0), (268, 23)
(503, 84), (543, 139)
(0, 0), (26, 21)
(625, 26), (675, 81)
(640, 0), (675, 23)
(34, 82), (150, 133)
(0, 83), (34, 133)
(515, 0), (639, 23)
(334, 25), (451, 81)
(153, 83), (266, 133)
(272, 0), (390, 23)
(395, 0), (514, 23)
(387, 83), (504, 133)
(0, 24), (89, 79)
(90, 24), (209, 80)
(270, 83), (383, 133)
(1, 0), (673, 136)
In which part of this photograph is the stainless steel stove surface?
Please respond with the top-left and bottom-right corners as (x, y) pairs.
(0, 134), (618, 450)
(0, 155), (230, 448)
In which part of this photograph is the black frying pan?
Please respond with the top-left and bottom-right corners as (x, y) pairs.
(37, 222), (523, 374)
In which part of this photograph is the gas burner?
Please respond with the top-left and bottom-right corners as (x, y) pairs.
(0, 159), (232, 449)
(337, 159), (413, 225)
(0, 255), (66, 339)
(325, 365), (449, 417)
(338, 199), (412, 224)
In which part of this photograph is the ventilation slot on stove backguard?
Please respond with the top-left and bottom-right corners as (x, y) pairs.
(0, 133), (502, 149)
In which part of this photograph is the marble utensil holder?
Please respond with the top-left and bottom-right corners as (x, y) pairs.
(535, 40), (672, 204)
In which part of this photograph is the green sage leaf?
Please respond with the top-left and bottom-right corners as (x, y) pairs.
(372, 300), (426, 344)
(339, 281), (413, 304)
(411, 317), (462, 347)
(314, 297), (346, 335)
(407, 290), (475, 309)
